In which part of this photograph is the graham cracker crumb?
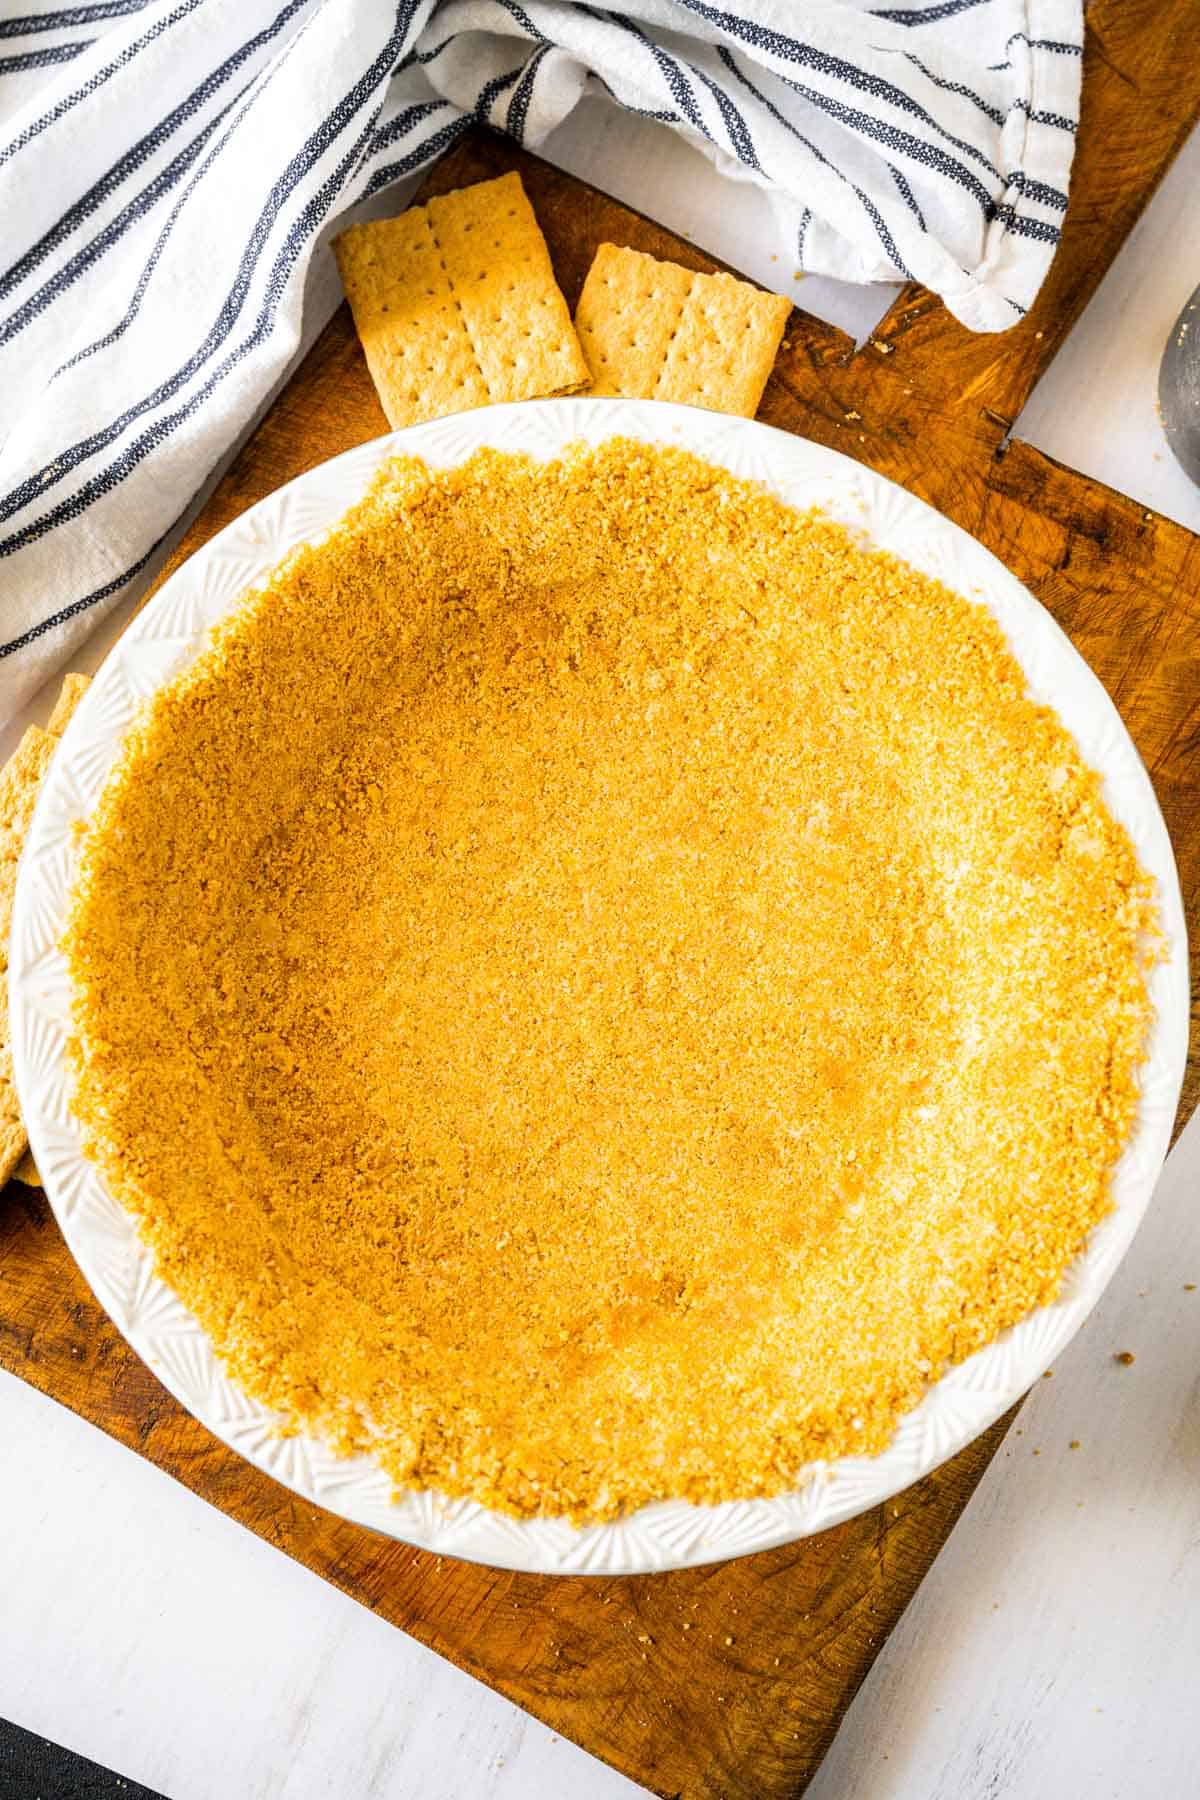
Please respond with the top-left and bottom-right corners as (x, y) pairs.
(65, 443), (1157, 1521)
(1115, 1350), (1135, 1365)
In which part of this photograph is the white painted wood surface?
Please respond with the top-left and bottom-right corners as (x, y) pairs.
(0, 104), (1197, 1800)
(811, 1107), (1200, 1800)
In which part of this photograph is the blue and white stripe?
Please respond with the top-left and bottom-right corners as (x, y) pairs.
(0, 0), (1081, 705)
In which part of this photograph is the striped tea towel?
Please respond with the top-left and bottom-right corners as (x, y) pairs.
(0, 0), (1083, 712)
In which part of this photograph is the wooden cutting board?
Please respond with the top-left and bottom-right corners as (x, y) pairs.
(3, 4), (1199, 1795)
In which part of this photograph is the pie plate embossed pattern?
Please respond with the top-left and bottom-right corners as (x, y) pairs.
(10, 399), (1189, 1576)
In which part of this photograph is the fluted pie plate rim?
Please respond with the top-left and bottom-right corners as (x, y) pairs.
(10, 397), (1189, 1574)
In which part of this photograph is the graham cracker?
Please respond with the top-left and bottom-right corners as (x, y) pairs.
(334, 171), (589, 430)
(12, 1148), (40, 1187)
(46, 671), (91, 736)
(63, 442), (1154, 1519)
(0, 726), (58, 1183)
(1, 674), (90, 1188)
(574, 243), (791, 417)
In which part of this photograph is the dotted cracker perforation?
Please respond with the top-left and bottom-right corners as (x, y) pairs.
(575, 243), (791, 417)
(334, 171), (588, 430)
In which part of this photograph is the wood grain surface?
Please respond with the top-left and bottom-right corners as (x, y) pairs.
(2, 4), (1198, 1795)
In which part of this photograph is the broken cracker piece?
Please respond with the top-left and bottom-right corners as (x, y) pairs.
(0, 726), (59, 1183)
(1, 673), (90, 1188)
(46, 671), (91, 736)
(574, 243), (791, 417)
(0, 726), (57, 852)
(334, 171), (588, 430)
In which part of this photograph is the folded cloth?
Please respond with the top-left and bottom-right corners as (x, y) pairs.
(0, 0), (1082, 713)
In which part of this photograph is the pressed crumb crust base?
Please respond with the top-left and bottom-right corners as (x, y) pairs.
(65, 442), (1157, 1521)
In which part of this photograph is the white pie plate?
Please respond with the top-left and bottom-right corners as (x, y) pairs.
(11, 398), (1189, 1575)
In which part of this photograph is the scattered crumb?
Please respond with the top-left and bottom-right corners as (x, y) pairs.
(1115, 1350), (1135, 1366)
(793, 269), (805, 280)
(1185, 1284), (1196, 1292)
(1042, 1369), (1053, 1379)
(1069, 1440), (1081, 1450)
